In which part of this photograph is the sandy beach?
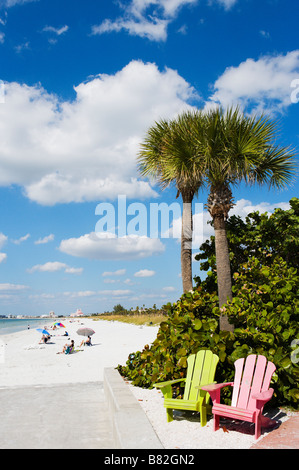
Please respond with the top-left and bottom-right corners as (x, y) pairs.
(0, 318), (294, 449)
(0, 317), (159, 386)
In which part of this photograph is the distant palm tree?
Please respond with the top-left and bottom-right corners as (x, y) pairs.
(192, 107), (296, 331)
(137, 113), (205, 292)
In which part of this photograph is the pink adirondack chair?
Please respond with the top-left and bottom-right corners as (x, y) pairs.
(201, 354), (276, 439)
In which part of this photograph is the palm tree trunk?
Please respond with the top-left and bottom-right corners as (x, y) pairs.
(181, 191), (193, 293)
(213, 214), (234, 332)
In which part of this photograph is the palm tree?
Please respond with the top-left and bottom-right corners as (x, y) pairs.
(137, 113), (205, 292)
(193, 107), (296, 331)
(138, 107), (296, 332)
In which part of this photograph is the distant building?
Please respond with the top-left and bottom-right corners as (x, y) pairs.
(70, 308), (84, 317)
(49, 311), (56, 318)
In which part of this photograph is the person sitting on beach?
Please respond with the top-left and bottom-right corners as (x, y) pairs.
(79, 336), (92, 347)
(63, 331), (69, 336)
(57, 339), (74, 354)
(39, 335), (48, 344)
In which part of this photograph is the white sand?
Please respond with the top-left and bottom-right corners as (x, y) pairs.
(0, 318), (292, 449)
(128, 384), (292, 449)
(0, 318), (159, 386)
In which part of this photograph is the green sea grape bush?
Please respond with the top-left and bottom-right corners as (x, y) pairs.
(195, 197), (299, 292)
(118, 257), (299, 408)
(226, 256), (299, 405)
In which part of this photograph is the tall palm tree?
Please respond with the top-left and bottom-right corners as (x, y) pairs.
(193, 107), (296, 331)
(137, 113), (205, 292)
(138, 107), (296, 332)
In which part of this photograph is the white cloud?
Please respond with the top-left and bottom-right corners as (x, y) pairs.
(209, 0), (238, 10)
(0, 61), (196, 205)
(64, 290), (97, 298)
(0, 233), (7, 249)
(0, 283), (28, 290)
(93, 17), (169, 42)
(15, 41), (30, 53)
(207, 50), (299, 113)
(63, 288), (134, 298)
(162, 286), (176, 291)
(230, 199), (290, 217)
(28, 261), (67, 273)
(27, 261), (83, 274)
(12, 233), (30, 244)
(134, 269), (155, 277)
(260, 30), (270, 39)
(102, 269), (126, 277)
(29, 293), (55, 299)
(92, 0), (199, 42)
(98, 289), (132, 296)
(34, 234), (54, 245)
(59, 232), (165, 261)
(0, 233), (8, 263)
(26, 176), (157, 205)
(1, 0), (37, 8)
(42, 25), (69, 36)
(64, 267), (84, 274)
(92, 0), (238, 41)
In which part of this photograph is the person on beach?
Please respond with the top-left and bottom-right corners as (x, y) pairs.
(57, 339), (74, 354)
(39, 335), (49, 344)
(79, 336), (92, 347)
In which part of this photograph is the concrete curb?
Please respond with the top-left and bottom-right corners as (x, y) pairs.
(104, 367), (164, 449)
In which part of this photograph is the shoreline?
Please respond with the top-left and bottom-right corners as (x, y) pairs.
(0, 318), (56, 337)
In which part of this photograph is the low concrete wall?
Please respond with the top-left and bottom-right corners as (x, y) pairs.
(104, 367), (163, 449)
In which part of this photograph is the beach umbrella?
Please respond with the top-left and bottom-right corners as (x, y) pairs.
(36, 328), (50, 335)
(76, 327), (95, 337)
(53, 322), (65, 328)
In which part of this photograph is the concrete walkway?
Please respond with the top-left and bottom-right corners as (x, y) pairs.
(0, 382), (114, 449)
(0, 369), (163, 449)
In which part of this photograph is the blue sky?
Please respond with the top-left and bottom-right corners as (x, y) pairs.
(0, 0), (298, 316)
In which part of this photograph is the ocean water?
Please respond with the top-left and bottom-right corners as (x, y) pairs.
(0, 318), (54, 336)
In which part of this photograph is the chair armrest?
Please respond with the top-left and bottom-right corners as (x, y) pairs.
(194, 381), (216, 390)
(252, 388), (274, 404)
(199, 382), (234, 392)
(198, 382), (234, 404)
(153, 378), (185, 389)
(153, 379), (185, 400)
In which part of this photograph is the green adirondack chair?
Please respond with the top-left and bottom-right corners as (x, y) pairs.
(153, 350), (219, 426)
